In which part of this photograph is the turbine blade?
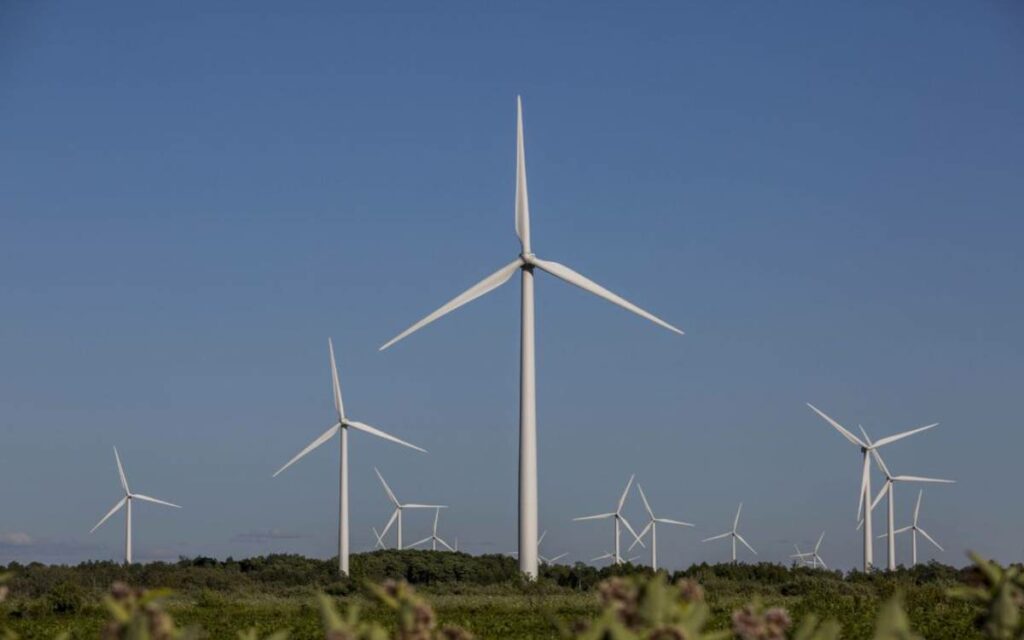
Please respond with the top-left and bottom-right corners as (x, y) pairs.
(617, 474), (635, 513)
(892, 475), (955, 484)
(345, 420), (426, 453)
(132, 494), (181, 509)
(870, 482), (890, 512)
(402, 504), (447, 509)
(90, 497), (127, 533)
(815, 555), (827, 569)
(515, 96), (531, 250)
(917, 528), (943, 551)
(573, 512), (616, 521)
(815, 531), (825, 552)
(537, 530), (547, 546)
(113, 447), (130, 494)
(273, 423), (341, 477)
(373, 527), (385, 548)
(328, 338), (345, 420)
(806, 404), (867, 448)
(590, 553), (613, 562)
(408, 536), (432, 549)
(437, 537), (455, 552)
(733, 502), (743, 530)
(619, 515), (645, 547)
(702, 531), (731, 542)
(629, 522), (652, 551)
(637, 484), (654, 519)
(529, 257), (684, 335)
(893, 525), (913, 535)
(375, 468), (400, 507)
(914, 490), (923, 524)
(873, 423), (939, 448)
(379, 259), (524, 351)
(433, 508), (440, 533)
(656, 518), (695, 527)
(870, 448), (892, 479)
(736, 533), (758, 555)
(548, 552), (568, 563)
(380, 509), (399, 538)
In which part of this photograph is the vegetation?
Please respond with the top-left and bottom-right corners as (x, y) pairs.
(0, 551), (1018, 639)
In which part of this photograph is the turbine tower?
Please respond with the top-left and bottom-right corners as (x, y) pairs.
(574, 475), (645, 565)
(272, 339), (426, 576)
(880, 490), (944, 566)
(701, 503), (756, 563)
(806, 404), (937, 572)
(375, 467), (446, 550)
(629, 484), (694, 571)
(409, 507), (454, 551)
(379, 98), (683, 579)
(90, 447), (181, 564)
(866, 434), (954, 571)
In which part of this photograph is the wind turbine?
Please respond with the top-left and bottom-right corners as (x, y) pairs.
(372, 527), (386, 550)
(806, 404), (937, 572)
(701, 503), (756, 563)
(574, 475), (645, 565)
(273, 339), (426, 576)
(375, 467), (446, 550)
(409, 507), (454, 551)
(866, 435), (954, 571)
(790, 532), (827, 569)
(880, 490), (943, 566)
(791, 544), (812, 568)
(379, 97), (683, 579)
(628, 484), (694, 571)
(90, 447), (181, 564)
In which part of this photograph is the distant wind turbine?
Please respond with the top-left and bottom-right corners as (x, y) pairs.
(806, 404), (937, 571)
(574, 475), (645, 565)
(372, 527), (386, 550)
(90, 447), (181, 564)
(272, 339), (426, 576)
(702, 503), (756, 563)
(379, 97), (683, 579)
(790, 532), (827, 569)
(409, 507), (454, 551)
(591, 552), (642, 564)
(628, 484), (694, 571)
(880, 490), (943, 566)
(865, 432), (954, 571)
(375, 467), (446, 550)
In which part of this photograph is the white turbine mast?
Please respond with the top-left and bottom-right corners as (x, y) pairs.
(701, 502), (756, 563)
(379, 97), (683, 579)
(375, 467), (446, 550)
(272, 338), (426, 575)
(806, 403), (938, 572)
(409, 507), (455, 552)
(865, 430), (954, 571)
(574, 474), (645, 565)
(628, 484), (694, 571)
(880, 489), (944, 566)
(90, 447), (181, 564)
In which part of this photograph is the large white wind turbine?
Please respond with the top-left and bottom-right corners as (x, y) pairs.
(628, 484), (694, 571)
(90, 447), (181, 564)
(375, 467), (446, 550)
(273, 339), (426, 575)
(409, 507), (455, 551)
(865, 434), (954, 571)
(574, 475), (645, 565)
(806, 404), (937, 572)
(702, 503), (756, 563)
(880, 490), (944, 566)
(379, 98), (683, 579)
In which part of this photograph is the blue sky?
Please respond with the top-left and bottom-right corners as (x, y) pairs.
(1, 2), (1022, 569)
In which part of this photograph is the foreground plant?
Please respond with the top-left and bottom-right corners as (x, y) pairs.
(950, 552), (1024, 640)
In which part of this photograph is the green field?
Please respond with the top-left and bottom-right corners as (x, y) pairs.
(0, 551), (1005, 639)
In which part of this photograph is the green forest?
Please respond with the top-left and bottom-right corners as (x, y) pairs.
(2, 550), (1021, 639)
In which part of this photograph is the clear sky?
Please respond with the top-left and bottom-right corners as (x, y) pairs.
(1, 2), (1022, 570)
